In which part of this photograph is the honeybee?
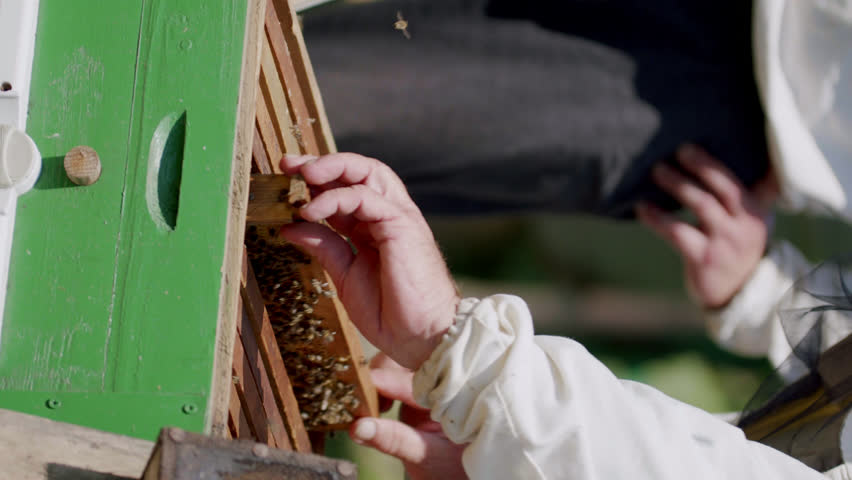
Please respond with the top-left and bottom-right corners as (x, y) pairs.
(394, 11), (411, 39)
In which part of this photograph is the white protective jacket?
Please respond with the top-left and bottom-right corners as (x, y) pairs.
(413, 295), (842, 479)
(754, 0), (852, 217)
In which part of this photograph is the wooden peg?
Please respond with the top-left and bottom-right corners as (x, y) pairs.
(64, 145), (102, 186)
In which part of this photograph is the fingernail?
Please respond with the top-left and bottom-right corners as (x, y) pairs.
(353, 419), (376, 441)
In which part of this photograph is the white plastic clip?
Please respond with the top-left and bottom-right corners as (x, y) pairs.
(0, 125), (41, 340)
(0, 0), (41, 130)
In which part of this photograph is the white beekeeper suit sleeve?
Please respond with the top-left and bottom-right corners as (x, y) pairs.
(704, 241), (814, 369)
(412, 294), (826, 480)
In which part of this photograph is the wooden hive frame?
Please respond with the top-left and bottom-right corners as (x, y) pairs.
(210, 0), (379, 454)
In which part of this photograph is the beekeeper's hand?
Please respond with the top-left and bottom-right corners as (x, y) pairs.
(279, 153), (459, 370)
(637, 144), (778, 309)
(349, 353), (468, 480)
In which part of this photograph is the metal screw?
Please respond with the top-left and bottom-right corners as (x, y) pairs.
(169, 428), (186, 442)
(337, 462), (356, 476)
(45, 399), (62, 409)
(181, 403), (198, 415)
(252, 444), (269, 457)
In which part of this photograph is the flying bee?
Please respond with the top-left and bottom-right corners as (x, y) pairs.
(395, 11), (411, 39)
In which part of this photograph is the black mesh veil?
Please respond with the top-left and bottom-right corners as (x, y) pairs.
(738, 258), (852, 471)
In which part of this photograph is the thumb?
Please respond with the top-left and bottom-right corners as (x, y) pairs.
(349, 418), (454, 466)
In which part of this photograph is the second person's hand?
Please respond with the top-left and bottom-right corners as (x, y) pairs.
(637, 144), (778, 309)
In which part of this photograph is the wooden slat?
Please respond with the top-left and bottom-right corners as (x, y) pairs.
(252, 125), (273, 174)
(293, 262), (379, 423)
(260, 34), (302, 155)
(271, 0), (337, 154)
(241, 248), (313, 452)
(247, 174), (306, 225)
(228, 382), (254, 440)
(264, 0), (320, 154)
(256, 94), (284, 171)
(210, 0), (268, 438)
(238, 308), (294, 451)
(232, 328), (279, 447)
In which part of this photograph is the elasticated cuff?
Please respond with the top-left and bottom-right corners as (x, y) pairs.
(413, 297), (480, 408)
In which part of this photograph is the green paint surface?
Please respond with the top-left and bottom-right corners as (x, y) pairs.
(1, 0), (247, 440)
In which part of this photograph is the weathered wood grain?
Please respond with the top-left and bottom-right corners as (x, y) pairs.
(256, 91), (284, 171)
(237, 303), (294, 450)
(0, 408), (153, 480)
(209, 0), (268, 439)
(232, 328), (280, 448)
(252, 124), (273, 174)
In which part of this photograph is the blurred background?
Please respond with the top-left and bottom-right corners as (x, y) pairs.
(294, 0), (852, 477)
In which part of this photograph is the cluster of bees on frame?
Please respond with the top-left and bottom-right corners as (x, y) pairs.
(245, 225), (360, 428)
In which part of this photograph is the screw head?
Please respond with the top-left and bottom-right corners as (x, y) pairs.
(45, 399), (62, 409)
(251, 444), (269, 457)
(181, 403), (198, 415)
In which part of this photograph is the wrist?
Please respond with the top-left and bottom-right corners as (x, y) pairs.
(408, 295), (461, 370)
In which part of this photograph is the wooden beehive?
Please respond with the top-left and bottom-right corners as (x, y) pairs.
(0, 0), (371, 454)
(220, 0), (378, 452)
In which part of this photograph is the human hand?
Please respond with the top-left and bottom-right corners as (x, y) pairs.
(349, 353), (468, 480)
(278, 153), (460, 370)
(637, 144), (778, 309)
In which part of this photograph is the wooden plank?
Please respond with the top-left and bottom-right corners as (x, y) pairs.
(271, 0), (337, 154)
(241, 249), (313, 452)
(227, 383), (253, 440)
(237, 303), (294, 450)
(209, 0), (268, 439)
(141, 428), (356, 480)
(0, 408), (153, 480)
(247, 174), (303, 225)
(232, 329), (278, 447)
(293, 262), (380, 424)
(252, 125), (273, 174)
(260, 34), (302, 155)
(264, 0), (320, 154)
(256, 92), (284, 172)
(4, 0), (252, 441)
(1, 0), (142, 395)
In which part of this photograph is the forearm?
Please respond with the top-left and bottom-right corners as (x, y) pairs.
(415, 295), (824, 480)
